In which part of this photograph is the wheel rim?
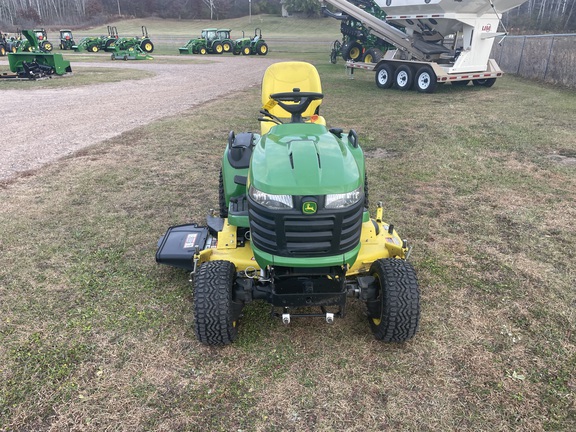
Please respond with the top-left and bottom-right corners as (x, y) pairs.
(378, 69), (388, 85)
(223, 43), (231, 51)
(418, 72), (431, 89)
(350, 47), (361, 59)
(243, 47), (250, 55)
(144, 43), (152, 51)
(397, 71), (408, 87)
(216, 45), (222, 53)
(260, 45), (267, 54)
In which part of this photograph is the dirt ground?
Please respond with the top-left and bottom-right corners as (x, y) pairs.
(0, 56), (277, 182)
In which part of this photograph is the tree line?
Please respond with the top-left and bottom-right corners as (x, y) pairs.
(0, 0), (574, 32)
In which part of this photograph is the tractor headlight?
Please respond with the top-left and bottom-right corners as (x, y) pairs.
(249, 186), (293, 209)
(325, 186), (363, 209)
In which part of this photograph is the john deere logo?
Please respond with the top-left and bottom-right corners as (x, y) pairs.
(303, 201), (317, 214)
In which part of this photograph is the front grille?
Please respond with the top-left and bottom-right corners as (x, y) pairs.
(248, 196), (363, 258)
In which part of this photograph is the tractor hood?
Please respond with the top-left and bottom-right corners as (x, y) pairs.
(249, 123), (362, 195)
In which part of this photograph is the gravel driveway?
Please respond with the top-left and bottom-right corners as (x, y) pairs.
(0, 56), (277, 181)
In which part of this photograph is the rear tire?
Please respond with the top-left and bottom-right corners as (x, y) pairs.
(257, 42), (268, 55)
(394, 65), (413, 90)
(414, 66), (437, 93)
(472, 78), (496, 87)
(194, 261), (241, 346)
(366, 259), (420, 342)
(375, 63), (394, 89)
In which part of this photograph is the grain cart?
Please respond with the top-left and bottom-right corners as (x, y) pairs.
(322, 0), (528, 92)
(8, 29), (72, 79)
(156, 61), (419, 345)
(232, 28), (268, 56)
(59, 29), (75, 50)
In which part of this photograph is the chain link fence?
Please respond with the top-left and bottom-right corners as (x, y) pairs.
(491, 34), (576, 89)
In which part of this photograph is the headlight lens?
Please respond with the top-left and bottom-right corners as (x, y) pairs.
(249, 186), (293, 209)
(325, 186), (363, 209)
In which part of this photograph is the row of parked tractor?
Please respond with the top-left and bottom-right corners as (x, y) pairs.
(179, 28), (268, 56)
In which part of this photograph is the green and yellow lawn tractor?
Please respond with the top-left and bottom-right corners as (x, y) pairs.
(156, 61), (419, 346)
(73, 26), (118, 53)
(8, 29), (72, 79)
(107, 26), (154, 54)
(232, 28), (268, 56)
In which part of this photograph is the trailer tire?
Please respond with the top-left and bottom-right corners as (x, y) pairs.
(394, 65), (413, 90)
(375, 63), (394, 89)
(414, 66), (437, 93)
(473, 78), (496, 88)
(366, 258), (420, 342)
(451, 80), (469, 87)
(194, 260), (241, 346)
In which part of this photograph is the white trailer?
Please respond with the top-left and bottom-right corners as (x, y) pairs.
(322, 0), (528, 92)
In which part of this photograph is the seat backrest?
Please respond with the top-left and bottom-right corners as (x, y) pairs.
(261, 61), (323, 124)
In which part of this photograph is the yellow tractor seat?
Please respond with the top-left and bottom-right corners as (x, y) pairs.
(260, 61), (326, 135)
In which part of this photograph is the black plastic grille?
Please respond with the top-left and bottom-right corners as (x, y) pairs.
(248, 196), (363, 257)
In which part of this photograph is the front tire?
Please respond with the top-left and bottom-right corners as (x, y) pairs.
(363, 47), (383, 64)
(366, 259), (420, 342)
(194, 261), (241, 346)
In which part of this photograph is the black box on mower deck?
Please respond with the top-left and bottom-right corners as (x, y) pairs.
(155, 224), (211, 270)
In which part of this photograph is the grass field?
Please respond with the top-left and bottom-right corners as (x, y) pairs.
(1, 17), (575, 432)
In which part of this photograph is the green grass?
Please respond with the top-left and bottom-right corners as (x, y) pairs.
(1, 17), (575, 432)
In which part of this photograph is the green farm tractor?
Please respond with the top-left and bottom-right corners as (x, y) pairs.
(8, 29), (72, 79)
(156, 61), (420, 345)
(18, 28), (53, 53)
(232, 28), (268, 56)
(108, 26), (154, 53)
(59, 29), (75, 50)
(179, 28), (233, 55)
(73, 26), (119, 53)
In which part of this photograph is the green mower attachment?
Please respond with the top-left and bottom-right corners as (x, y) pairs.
(8, 29), (71, 79)
(156, 61), (420, 346)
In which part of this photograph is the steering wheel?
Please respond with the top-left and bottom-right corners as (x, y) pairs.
(269, 89), (324, 123)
